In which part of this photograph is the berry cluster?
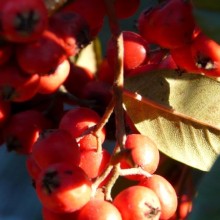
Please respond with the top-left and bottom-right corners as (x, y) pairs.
(27, 107), (178, 220)
(136, 0), (220, 78)
(1, 0), (217, 219)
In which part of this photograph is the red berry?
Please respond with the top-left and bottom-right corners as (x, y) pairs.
(16, 30), (67, 75)
(59, 107), (106, 151)
(107, 31), (149, 72)
(32, 129), (80, 169)
(138, 0), (196, 49)
(113, 185), (161, 220)
(36, 163), (92, 213)
(121, 134), (160, 180)
(79, 148), (111, 179)
(78, 199), (122, 220)
(191, 32), (220, 77)
(38, 59), (70, 94)
(0, 62), (40, 102)
(4, 110), (50, 154)
(139, 174), (178, 220)
(0, 0), (48, 42)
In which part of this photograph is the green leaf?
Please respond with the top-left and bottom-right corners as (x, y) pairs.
(188, 156), (220, 220)
(193, 8), (220, 43)
(123, 70), (220, 171)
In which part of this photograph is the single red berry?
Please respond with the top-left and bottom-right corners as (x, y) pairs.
(3, 109), (50, 154)
(107, 31), (149, 72)
(78, 199), (122, 220)
(139, 174), (178, 220)
(138, 0), (196, 49)
(113, 185), (161, 220)
(0, 62), (40, 102)
(121, 134), (160, 180)
(38, 59), (70, 94)
(0, 0), (48, 42)
(36, 163), (92, 213)
(59, 107), (106, 151)
(32, 129), (80, 169)
(16, 30), (67, 75)
(79, 148), (111, 179)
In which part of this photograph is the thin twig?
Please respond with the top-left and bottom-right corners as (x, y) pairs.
(93, 97), (115, 152)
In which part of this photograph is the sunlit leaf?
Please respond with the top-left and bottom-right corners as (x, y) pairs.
(123, 70), (220, 171)
(76, 38), (102, 73)
(188, 156), (220, 220)
(125, 70), (220, 129)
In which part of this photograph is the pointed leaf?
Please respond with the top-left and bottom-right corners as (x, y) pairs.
(123, 70), (220, 171)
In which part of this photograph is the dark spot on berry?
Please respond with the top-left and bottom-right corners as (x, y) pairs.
(42, 170), (60, 194)
(76, 27), (92, 50)
(196, 53), (215, 70)
(144, 202), (161, 219)
(15, 10), (39, 35)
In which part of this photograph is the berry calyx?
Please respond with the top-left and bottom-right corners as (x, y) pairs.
(139, 174), (178, 220)
(1, 0), (48, 42)
(36, 163), (92, 213)
(113, 185), (161, 220)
